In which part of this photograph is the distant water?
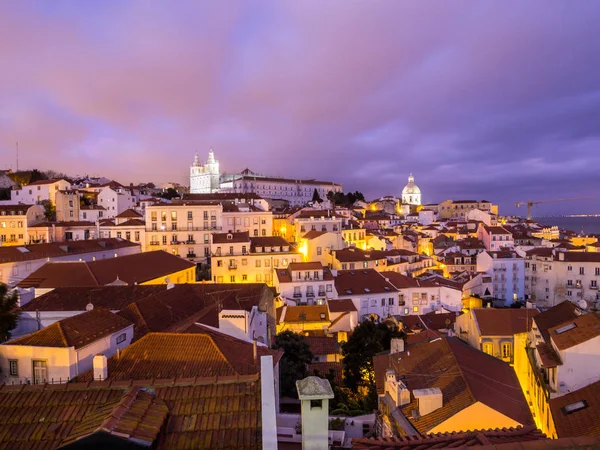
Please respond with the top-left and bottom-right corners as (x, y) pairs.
(534, 216), (600, 235)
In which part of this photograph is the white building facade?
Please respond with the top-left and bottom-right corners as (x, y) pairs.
(190, 150), (220, 194)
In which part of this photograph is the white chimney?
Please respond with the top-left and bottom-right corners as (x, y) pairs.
(390, 337), (405, 354)
(93, 354), (108, 381)
(412, 388), (443, 416)
(296, 376), (334, 450)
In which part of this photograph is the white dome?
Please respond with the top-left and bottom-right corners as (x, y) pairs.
(402, 174), (421, 196)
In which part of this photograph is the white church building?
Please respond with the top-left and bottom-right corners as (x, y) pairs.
(189, 150), (220, 194)
(189, 150), (342, 205)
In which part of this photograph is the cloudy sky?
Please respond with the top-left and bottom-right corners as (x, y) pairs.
(1, 1), (599, 215)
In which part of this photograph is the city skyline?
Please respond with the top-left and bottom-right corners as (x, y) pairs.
(1, 1), (599, 214)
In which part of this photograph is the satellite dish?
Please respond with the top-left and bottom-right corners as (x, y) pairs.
(164, 277), (171, 284)
(86, 302), (94, 311)
(577, 300), (588, 310)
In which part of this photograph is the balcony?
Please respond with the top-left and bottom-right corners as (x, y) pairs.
(149, 241), (160, 246)
(186, 253), (197, 258)
(591, 284), (598, 290)
(497, 267), (507, 272)
(293, 293), (302, 298)
(306, 292), (315, 298)
(151, 226), (222, 232)
(318, 291), (326, 297)
(228, 264), (237, 271)
(186, 240), (196, 244)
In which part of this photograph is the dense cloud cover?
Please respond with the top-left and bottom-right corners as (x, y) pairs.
(1, 1), (599, 214)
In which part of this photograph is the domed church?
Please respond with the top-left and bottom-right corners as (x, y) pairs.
(401, 173), (421, 206)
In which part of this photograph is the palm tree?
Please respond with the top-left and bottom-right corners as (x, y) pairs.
(0, 284), (19, 342)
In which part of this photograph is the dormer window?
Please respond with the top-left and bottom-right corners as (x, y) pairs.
(227, 233), (233, 240)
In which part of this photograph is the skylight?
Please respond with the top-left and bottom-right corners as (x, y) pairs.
(555, 323), (577, 334)
(364, 288), (371, 293)
(563, 400), (587, 415)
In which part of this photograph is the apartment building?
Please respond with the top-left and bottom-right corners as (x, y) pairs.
(477, 223), (514, 251)
(437, 199), (495, 219)
(0, 204), (44, 246)
(525, 250), (600, 308)
(210, 232), (300, 285)
(477, 250), (525, 305)
(10, 179), (71, 205)
(274, 262), (336, 305)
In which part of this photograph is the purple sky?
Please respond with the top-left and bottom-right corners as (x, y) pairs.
(1, 1), (599, 215)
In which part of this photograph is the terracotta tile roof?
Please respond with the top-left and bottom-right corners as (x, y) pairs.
(406, 329), (442, 345)
(6, 308), (132, 349)
(533, 301), (581, 342)
(287, 261), (325, 271)
(250, 236), (291, 249)
(26, 178), (67, 186)
(0, 204), (34, 214)
(153, 378), (262, 449)
(373, 337), (533, 434)
(482, 225), (511, 234)
(472, 308), (539, 336)
(548, 312), (600, 350)
(550, 379), (600, 438)
(302, 230), (328, 240)
(327, 299), (357, 313)
(382, 271), (439, 289)
(19, 285), (166, 311)
(114, 218), (145, 226)
(115, 209), (143, 218)
(334, 247), (378, 262)
(17, 250), (195, 288)
(182, 324), (283, 368)
(561, 252), (600, 263)
(352, 425), (547, 449)
(58, 386), (168, 448)
(0, 377), (262, 449)
(30, 220), (96, 227)
(116, 283), (272, 341)
(536, 342), (562, 368)
(0, 238), (138, 264)
(212, 231), (250, 244)
(334, 269), (398, 296)
(77, 332), (267, 381)
(278, 305), (329, 323)
(304, 335), (340, 355)
(308, 361), (343, 385)
(401, 312), (459, 332)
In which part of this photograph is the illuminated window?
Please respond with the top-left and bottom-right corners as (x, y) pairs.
(412, 306), (419, 313)
(482, 342), (493, 356)
(501, 342), (512, 359)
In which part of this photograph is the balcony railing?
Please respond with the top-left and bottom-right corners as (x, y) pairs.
(591, 284), (598, 290)
(306, 292), (315, 298)
(149, 241), (160, 246)
(186, 240), (196, 244)
(228, 264), (237, 270)
(186, 253), (197, 258)
(293, 293), (302, 298)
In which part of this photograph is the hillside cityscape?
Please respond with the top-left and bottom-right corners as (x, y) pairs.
(0, 153), (598, 449)
(2, 1), (600, 449)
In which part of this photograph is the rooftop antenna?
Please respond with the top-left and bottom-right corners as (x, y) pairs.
(16, 141), (19, 172)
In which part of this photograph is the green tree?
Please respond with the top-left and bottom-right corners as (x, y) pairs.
(0, 284), (19, 342)
(29, 169), (47, 183)
(159, 187), (180, 200)
(311, 189), (322, 203)
(273, 331), (313, 398)
(341, 319), (400, 390)
(41, 200), (56, 221)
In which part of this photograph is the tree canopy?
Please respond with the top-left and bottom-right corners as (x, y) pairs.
(341, 319), (402, 390)
(311, 188), (323, 203)
(273, 331), (313, 398)
(326, 190), (365, 207)
(0, 284), (19, 342)
(158, 187), (180, 200)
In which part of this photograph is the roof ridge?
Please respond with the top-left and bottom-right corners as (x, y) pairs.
(445, 338), (477, 406)
(56, 322), (71, 347)
(204, 334), (240, 375)
(99, 386), (142, 433)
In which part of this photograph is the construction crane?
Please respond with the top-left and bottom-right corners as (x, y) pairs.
(515, 197), (595, 220)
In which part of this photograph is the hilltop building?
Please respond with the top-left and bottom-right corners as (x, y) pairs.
(189, 149), (342, 205)
(401, 173), (421, 206)
(189, 150), (220, 194)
